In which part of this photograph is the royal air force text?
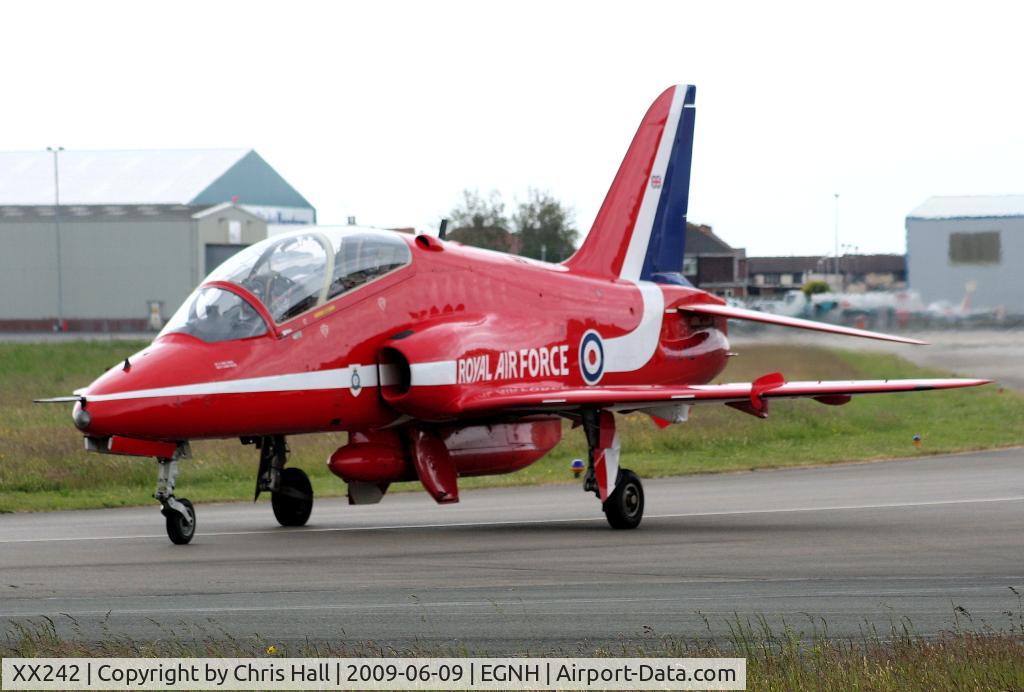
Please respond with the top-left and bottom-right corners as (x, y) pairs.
(457, 345), (571, 384)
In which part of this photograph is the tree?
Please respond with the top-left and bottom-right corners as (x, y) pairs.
(449, 189), (508, 231)
(802, 279), (830, 297)
(446, 189), (513, 252)
(446, 188), (578, 260)
(511, 189), (578, 262)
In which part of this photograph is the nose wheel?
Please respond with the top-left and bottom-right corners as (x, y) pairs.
(162, 497), (196, 544)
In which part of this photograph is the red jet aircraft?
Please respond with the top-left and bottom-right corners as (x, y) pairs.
(39, 85), (988, 544)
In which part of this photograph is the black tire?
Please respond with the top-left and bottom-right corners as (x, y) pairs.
(165, 498), (196, 545)
(272, 467), (313, 527)
(603, 469), (644, 530)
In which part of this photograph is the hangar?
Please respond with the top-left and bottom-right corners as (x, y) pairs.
(0, 149), (315, 331)
(906, 195), (1024, 313)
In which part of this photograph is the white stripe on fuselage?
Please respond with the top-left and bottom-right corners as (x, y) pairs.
(603, 281), (665, 374)
(83, 364), (388, 402)
(408, 360), (457, 386)
(618, 85), (687, 282)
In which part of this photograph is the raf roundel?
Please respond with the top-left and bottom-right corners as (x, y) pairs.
(579, 329), (605, 385)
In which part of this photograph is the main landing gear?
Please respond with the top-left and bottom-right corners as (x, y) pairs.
(251, 435), (314, 528)
(581, 410), (645, 530)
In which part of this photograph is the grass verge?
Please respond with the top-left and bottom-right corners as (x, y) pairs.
(4, 601), (1024, 691)
(1, 341), (1022, 512)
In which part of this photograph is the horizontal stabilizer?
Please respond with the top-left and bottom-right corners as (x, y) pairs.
(677, 303), (927, 345)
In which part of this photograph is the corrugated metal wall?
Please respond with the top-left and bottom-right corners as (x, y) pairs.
(906, 216), (1024, 312)
(0, 206), (267, 329)
(0, 218), (58, 319)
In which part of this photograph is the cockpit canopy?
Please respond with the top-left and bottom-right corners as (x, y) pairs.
(161, 227), (412, 342)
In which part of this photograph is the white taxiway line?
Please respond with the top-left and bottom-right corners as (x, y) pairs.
(2, 495), (1023, 545)
(2, 585), (1015, 618)
(1, 585), (1019, 620)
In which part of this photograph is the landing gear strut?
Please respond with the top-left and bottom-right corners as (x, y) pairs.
(155, 454), (196, 545)
(581, 410), (645, 530)
(250, 435), (314, 527)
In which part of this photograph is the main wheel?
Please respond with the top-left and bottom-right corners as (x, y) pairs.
(164, 498), (196, 545)
(272, 467), (313, 527)
(603, 469), (644, 530)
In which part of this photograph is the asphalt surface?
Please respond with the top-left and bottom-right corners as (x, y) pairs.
(2, 448), (1022, 652)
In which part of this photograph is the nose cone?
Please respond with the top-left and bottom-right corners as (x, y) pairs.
(72, 401), (91, 430)
(75, 339), (205, 439)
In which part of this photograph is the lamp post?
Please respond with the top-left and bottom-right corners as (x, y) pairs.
(841, 242), (854, 291)
(47, 146), (64, 331)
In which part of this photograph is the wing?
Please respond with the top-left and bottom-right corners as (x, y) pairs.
(678, 303), (927, 345)
(457, 374), (990, 419)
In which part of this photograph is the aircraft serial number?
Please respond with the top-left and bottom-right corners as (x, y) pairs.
(9, 663), (82, 683)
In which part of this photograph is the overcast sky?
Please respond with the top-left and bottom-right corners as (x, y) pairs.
(3, 1), (1022, 256)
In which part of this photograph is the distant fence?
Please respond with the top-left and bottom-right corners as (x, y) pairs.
(0, 318), (152, 333)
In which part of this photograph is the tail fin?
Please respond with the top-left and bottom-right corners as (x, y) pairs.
(564, 84), (696, 281)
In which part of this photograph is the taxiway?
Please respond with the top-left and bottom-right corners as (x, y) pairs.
(1, 448), (1022, 652)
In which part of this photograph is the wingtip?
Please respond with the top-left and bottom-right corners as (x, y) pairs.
(949, 378), (994, 389)
(871, 331), (927, 346)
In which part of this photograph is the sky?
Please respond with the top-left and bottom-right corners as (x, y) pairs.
(2, 1), (1023, 257)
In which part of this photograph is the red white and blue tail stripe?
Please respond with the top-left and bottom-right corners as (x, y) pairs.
(565, 84), (696, 282)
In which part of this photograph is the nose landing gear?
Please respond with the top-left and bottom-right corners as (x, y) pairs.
(154, 455), (196, 545)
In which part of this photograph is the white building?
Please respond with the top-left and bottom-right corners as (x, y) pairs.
(906, 195), (1024, 313)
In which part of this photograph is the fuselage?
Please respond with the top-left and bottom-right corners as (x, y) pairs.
(76, 226), (731, 442)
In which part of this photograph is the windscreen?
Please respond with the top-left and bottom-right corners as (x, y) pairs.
(208, 233), (330, 323)
(160, 287), (268, 342)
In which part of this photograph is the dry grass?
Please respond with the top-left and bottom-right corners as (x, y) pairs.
(4, 601), (1023, 691)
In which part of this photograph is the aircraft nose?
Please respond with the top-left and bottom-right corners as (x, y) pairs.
(73, 349), (170, 438)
